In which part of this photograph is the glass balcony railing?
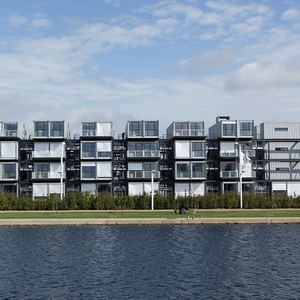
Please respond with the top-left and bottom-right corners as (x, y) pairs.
(220, 171), (238, 178)
(127, 150), (160, 158)
(128, 170), (160, 179)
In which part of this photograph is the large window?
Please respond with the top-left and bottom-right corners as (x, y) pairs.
(145, 121), (158, 137)
(190, 122), (204, 136)
(177, 163), (190, 178)
(82, 142), (96, 158)
(82, 122), (96, 136)
(50, 122), (64, 137)
(240, 122), (253, 137)
(192, 163), (205, 178)
(175, 122), (189, 136)
(34, 122), (48, 137)
(82, 166), (96, 179)
(35, 163), (49, 179)
(3, 123), (18, 137)
(191, 142), (205, 158)
(2, 164), (16, 179)
(129, 121), (143, 136)
(128, 142), (159, 158)
(222, 123), (236, 137)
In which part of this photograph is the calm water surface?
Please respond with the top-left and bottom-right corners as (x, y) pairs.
(0, 225), (299, 300)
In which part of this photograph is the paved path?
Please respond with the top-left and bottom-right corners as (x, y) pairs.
(1, 217), (300, 226)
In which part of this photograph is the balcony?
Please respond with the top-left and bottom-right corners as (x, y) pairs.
(128, 170), (160, 179)
(220, 171), (238, 178)
(127, 150), (160, 158)
(32, 171), (65, 179)
(220, 150), (237, 158)
(174, 129), (205, 137)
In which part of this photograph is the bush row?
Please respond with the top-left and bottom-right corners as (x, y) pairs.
(0, 192), (300, 210)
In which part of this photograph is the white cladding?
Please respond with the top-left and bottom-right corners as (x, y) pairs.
(97, 141), (112, 151)
(175, 141), (190, 158)
(260, 122), (300, 139)
(33, 183), (62, 197)
(81, 183), (96, 193)
(97, 122), (114, 136)
(33, 142), (64, 158)
(174, 182), (205, 197)
(128, 182), (159, 196)
(0, 142), (18, 159)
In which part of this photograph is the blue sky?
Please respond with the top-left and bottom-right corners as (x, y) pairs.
(1, 0), (300, 136)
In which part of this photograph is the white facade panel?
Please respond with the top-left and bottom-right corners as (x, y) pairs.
(128, 182), (144, 195)
(144, 182), (159, 194)
(175, 141), (190, 158)
(191, 183), (205, 196)
(272, 182), (287, 191)
(50, 142), (62, 157)
(81, 183), (96, 193)
(128, 162), (143, 170)
(97, 122), (113, 136)
(33, 183), (48, 197)
(287, 183), (300, 196)
(97, 162), (112, 178)
(97, 141), (112, 151)
(48, 183), (61, 194)
(175, 183), (190, 197)
(1, 142), (18, 159)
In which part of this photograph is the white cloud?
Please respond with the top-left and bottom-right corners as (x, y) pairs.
(281, 8), (299, 21)
(176, 48), (236, 75)
(225, 60), (300, 90)
(30, 18), (52, 28)
(6, 14), (28, 27)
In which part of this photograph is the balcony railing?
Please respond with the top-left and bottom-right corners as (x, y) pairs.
(1, 130), (18, 137)
(127, 150), (160, 158)
(128, 170), (160, 179)
(220, 150), (237, 157)
(174, 129), (205, 137)
(220, 171), (238, 178)
(33, 172), (65, 179)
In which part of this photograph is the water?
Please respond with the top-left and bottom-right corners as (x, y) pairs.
(0, 225), (299, 300)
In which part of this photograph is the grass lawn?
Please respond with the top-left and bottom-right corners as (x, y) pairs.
(0, 209), (300, 219)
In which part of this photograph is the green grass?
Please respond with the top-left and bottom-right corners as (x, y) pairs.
(0, 209), (300, 219)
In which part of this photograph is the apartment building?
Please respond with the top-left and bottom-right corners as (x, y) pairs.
(1, 117), (300, 199)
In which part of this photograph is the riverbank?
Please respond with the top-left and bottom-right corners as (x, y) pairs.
(1, 217), (300, 226)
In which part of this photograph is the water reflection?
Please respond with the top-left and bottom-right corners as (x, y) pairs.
(0, 225), (299, 299)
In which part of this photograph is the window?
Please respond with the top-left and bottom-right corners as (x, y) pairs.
(82, 142), (96, 158)
(82, 122), (96, 136)
(82, 166), (96, 178)
(240, 122), (252, 136)
(34, 122), (48, 137)
(190, 122), (204, 136)
(35, 163), (49, 179)
(175, 122), (188, 135)
(275, 167), (289, 171)
(191, 142), (205, 157)
(177, 163), (190, 178)
(50, 122), (64, 137)
(223, 123), (236, 136)
(129, 122), (143, 136)
(192, 163), (205, 178)
(4, 123), (18, 137)
(2, 164), (16, 179)
(98, 151), (111, 158)
(145, 121), (158, 137)
(275, 128), (288, 131)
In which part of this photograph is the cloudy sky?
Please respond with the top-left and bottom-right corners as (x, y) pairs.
(1, 0), (300, 136)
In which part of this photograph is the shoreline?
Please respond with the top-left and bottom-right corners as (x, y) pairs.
(1, 217), (300, 226)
